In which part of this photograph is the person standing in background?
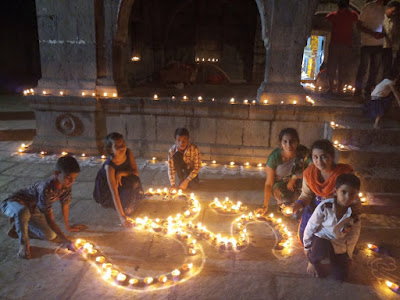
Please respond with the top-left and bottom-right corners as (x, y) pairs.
(326, 0), (358, 95)
(354, 0), (386, 100)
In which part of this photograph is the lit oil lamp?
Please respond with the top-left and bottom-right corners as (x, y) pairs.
(159, 275), (168, 283)
(182, 263), (193, 271)
(171, 269), (181, 277)
(386, 280), (399, 292)
(282, 206), (293, 216)
(367, 243), (379, 252)
(96, 256), (105, 264)
(116, 273), (127, 282)
(129, 278), (138, 285)
(144, 277), (154, 285)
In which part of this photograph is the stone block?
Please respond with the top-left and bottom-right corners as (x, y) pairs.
(156, 116), (187, 143)
(242, 120), (271, 147)
(215, 119), (244, 145)
(187, 118), (217, 144)
(124, 114), (157, 142)
(105, 115), (123, 135)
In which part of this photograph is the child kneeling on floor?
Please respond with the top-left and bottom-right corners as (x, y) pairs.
(303, 173), (361, 281)
(1, 156), (84, 259)
(168, 128), (202, 191)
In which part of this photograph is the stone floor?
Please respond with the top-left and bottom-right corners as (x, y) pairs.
(1, 140), (400, 300)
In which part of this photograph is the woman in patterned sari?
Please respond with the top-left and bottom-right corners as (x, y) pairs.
(257, 128), (311, 215)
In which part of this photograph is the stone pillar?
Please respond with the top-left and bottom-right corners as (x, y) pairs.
(35, 0), (118, 96)
(95, 0), (120, 95)
(257, 0), (319, 104)
(35, 0), (98, 95)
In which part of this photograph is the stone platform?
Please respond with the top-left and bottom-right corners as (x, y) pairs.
(1, 140), (400, 299)
(25, 93), (362, 163)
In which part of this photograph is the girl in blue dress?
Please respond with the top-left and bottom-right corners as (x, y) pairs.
(93, 132), (143, 226)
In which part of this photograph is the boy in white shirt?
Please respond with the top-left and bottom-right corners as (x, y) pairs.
(303, 174), (361, 281)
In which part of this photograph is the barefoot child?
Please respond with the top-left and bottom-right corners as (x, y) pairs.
(303, 174), (361, 281)
(168, 128), (202, 191)
(93, 132), (143, 226)
(1, 156), (83, 259)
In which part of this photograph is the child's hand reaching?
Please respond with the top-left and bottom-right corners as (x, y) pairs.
(66, 224), (85, 232)
(178, 179), (189, 190)
(120, 216), (134, 227)
(63, 240), (78, 252)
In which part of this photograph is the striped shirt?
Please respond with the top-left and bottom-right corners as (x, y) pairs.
(168, 143), (202, 186)
(4, 177), (71, 213)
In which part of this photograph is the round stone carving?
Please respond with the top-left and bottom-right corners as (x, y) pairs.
(56, 113), (84, 136)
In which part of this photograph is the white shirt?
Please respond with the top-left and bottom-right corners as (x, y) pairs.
(303, 198), (361, 257)
(359, 1), (385, 46)
(371, 78), (394, 98)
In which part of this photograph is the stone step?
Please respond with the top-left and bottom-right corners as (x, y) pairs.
(0, 111), (35, 120)
(361, 193), (400, 216)
(356, 168), (400, 193)
(338, 145), (400, 169)
(332, 127), (400, 147)
(0, 129), (36, 141)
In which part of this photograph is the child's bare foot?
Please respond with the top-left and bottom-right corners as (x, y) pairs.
(18, 243), (31, 259)
(307, 262), (318, 277)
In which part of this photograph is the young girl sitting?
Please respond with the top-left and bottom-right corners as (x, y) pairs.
(364, 72), (400, 128)
(93, 132), (143, 226)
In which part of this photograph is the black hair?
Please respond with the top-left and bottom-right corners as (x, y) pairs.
(174, 127), (189, 139)
(338, 0), (349, 9)
(311, 139), (335, 158)
(335, 173), (361, 190)
(279, 128), (300, 143)
(387, 1), (400, 9)
(104, 132), (124, 154)
(56, 156), (80, 174)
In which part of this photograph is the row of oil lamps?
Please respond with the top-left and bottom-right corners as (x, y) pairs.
(303, 83), (356, 93)
(23, 88), (315, 105)
(16, 144), (369, 205)
(16, 144), (267, 168)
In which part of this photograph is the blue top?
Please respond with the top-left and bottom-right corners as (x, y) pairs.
(103, 148), (133, 173)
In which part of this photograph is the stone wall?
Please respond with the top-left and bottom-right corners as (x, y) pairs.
(27, 95), (360, 163)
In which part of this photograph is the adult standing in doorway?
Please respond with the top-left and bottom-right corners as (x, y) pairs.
(354, 0), (386, 100)
(383, 1), (400, 78)
(326, 0), (358, 95)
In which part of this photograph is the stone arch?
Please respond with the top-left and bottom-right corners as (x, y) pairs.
(112, 0), (269, 94)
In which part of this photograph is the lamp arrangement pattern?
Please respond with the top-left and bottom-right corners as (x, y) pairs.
(365, 243), (400, 294)
(73, 189), (295, 291)
(22, 89), (315, 106)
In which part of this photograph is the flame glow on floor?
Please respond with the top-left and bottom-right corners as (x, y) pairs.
(75, 188), (295, 291)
